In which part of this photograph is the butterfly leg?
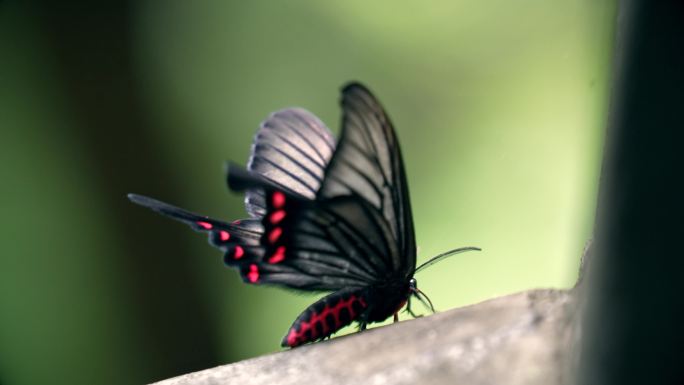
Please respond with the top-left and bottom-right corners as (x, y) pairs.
(404, 297), (423, 319)
(358, 322), (367, 331)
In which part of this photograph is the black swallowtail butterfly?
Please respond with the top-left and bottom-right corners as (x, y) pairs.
(129, 82), (479, 347)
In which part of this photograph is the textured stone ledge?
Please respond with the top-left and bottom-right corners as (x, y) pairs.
(153, 288), (580, 385)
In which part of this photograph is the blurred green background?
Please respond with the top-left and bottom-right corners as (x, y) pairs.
(0, 1), (616, 384)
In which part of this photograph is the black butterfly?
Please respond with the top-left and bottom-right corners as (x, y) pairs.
(129, 82), (479, 347)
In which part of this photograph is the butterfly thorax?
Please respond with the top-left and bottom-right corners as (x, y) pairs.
(361, 278), (412, 323)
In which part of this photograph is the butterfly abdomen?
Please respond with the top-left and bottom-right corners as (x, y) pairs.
(282, 289), (368, 347)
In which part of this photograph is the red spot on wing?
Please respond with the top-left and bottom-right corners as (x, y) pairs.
(272, 191), (286, 209)
(268, 246), (286, 264)
(269, 210), (286, 224)
(233, 245), (244, 259)
(268, 227), (283, 243)
(197, 221), (213, 230)
(219, 231), (230, 241)
(285, 294), (367, 347)
(247, 264), (259, 283)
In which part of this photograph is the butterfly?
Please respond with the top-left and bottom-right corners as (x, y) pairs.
(129, 82), (479, 348)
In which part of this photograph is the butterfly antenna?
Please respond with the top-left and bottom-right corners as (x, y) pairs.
(414, 246), (481, 274)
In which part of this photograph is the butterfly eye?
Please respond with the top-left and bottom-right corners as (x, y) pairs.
(409, 278), (417, 290)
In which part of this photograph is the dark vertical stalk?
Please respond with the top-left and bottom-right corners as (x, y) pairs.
(580, 1), (684, 384)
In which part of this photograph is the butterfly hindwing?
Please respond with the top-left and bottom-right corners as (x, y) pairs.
(126, 194), (311, 287)
(244, 108), (336, 218)
(228, 167), (390, 290)
(127, 194), (264, 270)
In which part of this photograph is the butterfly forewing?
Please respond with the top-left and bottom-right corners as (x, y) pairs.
(318, 83), (417, 276)
(127, 194), (265, 268)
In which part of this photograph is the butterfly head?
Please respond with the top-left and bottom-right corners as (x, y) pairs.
(407, 247), (482, 315)
(408, 277), (418, 291)
(407, 277), (435, 313)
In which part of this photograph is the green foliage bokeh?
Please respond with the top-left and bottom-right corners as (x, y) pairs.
(0, 1), (615, 384)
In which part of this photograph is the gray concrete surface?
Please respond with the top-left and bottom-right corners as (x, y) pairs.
(153, 288), (580, 385)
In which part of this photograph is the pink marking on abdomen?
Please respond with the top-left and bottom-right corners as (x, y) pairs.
(286, 329), (298, 347)
(269, 210), (286, 224)
(285, 294), (367, 347)
(272, 191), (286, 209)
(268, 246), (286, 264)
(219, 230), (230, 241)
(247, 264), (259, 283)
(233, 245), (244, 259)
(268, 227), (283, 243)
(197, 221), (213, 230)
